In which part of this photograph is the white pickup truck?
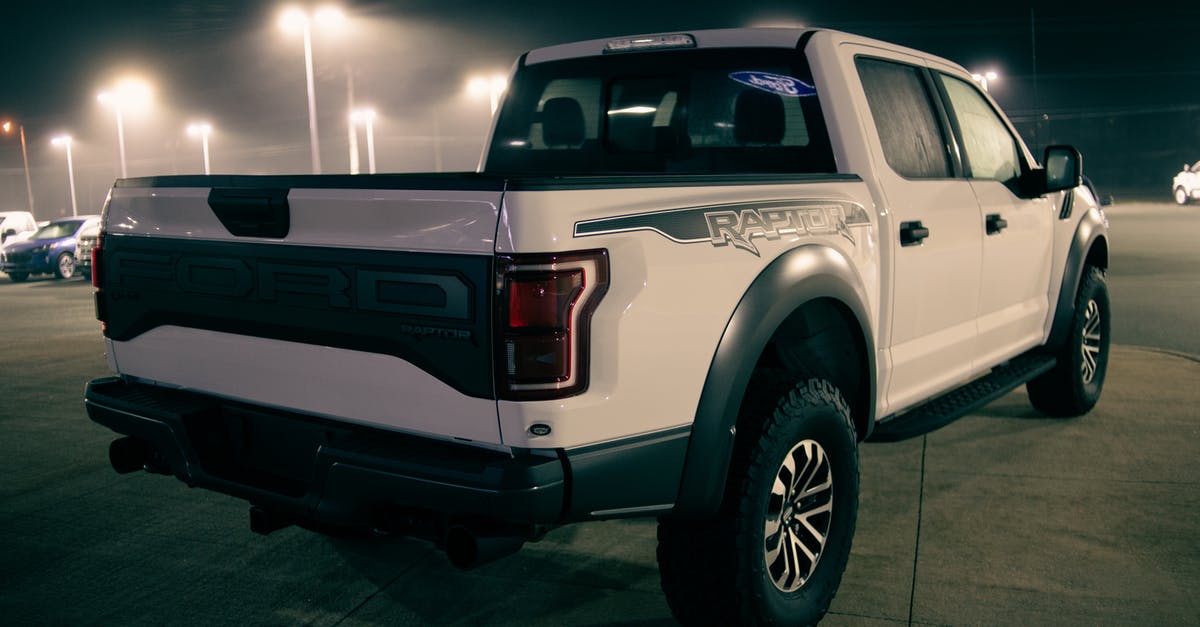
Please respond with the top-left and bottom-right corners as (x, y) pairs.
(1173, 161), (1200, 204)
(85, 28), (1110, 625)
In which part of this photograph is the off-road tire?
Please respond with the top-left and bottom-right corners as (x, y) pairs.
(1027, 266), (1110, 416)
(657, 378), (859, 626)
(53, 252), (75, 280)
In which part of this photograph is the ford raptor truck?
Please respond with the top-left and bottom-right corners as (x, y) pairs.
(84, 28), (1111, 625)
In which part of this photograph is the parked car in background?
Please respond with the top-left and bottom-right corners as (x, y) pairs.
(0, 215), (100, 282)
(74, 222), (101, 281)
(1173, 161), (1200, 204)
(0, 211), (37, 244)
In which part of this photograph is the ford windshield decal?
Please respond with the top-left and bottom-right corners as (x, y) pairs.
(729, 71), (817, 97)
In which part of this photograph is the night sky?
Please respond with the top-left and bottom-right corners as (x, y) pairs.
(2, 1), (1198, 215)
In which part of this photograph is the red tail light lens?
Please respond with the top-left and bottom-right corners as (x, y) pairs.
(496, 250), (608, 400)
(93, 229), (106, 331)
(91, 231), (103, 289)
(507, 271), (583, 329)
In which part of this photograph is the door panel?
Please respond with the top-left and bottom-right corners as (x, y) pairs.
(852, 53), (982, 413)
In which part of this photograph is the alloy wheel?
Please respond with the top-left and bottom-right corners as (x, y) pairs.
(1080, 298), (1102, 385)
(763, 439), (833, 593)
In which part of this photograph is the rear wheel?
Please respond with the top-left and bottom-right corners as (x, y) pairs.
(658, 378), (858, 626)
(53, 252), (75, 279)
(1028, 266), (1110, 416)
(1175, 187), (1190, 205)
(8, 272), (28, 283)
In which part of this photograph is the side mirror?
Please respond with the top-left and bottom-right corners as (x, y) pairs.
(1, 228), (15, 243)
(1042, 145), (1082, 193)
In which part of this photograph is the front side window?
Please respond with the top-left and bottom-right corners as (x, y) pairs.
(856, 57), (951, 179)
(486, 48), (835, 175)
(938, 74), (1021, 183)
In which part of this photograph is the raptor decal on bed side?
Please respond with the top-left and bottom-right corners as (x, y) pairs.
(573, 200), (871, 256)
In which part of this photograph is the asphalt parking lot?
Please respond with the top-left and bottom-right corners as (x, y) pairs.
(1, 209), (1198, 625)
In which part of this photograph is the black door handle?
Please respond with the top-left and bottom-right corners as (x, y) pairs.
(986, 213), (1008, 235)
(900, 221), (930, 247)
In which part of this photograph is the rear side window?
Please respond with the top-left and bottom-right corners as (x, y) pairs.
(486, 48), (836, 175)
(856, 57), (951, 179)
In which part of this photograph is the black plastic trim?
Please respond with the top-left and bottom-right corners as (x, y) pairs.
(505, 173), (862, 191)
(672, 245), (876, 518)
(562, 426), (690, 520)
(85, 378), (565, 526)
(1046, 208), (1108, 351)
(208, 188), (290, 239)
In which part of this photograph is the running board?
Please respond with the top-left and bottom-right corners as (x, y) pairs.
(868, 353), (1057, 442)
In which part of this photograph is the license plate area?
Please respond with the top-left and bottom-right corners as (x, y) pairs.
(183, 404), (345, 498)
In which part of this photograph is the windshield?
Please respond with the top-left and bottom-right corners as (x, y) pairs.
(32, 220), (85, 240)
(485, 47), (836, 176)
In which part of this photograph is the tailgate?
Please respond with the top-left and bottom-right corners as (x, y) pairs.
(98, 174), (505, 445)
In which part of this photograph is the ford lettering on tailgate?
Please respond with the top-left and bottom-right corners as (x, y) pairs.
(99, 236), (493, 398)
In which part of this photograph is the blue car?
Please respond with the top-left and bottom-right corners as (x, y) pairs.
(1, 215), (100, 282)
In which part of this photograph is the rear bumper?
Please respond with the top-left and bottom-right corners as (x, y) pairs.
(85, 377), (567, 527)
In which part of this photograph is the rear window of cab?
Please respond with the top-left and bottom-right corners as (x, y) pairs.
(485, 48), (836, 176)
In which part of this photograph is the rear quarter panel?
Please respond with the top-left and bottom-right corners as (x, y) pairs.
(496, 179), (880, 449)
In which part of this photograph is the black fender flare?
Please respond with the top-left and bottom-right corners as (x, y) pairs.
(1046, 207), (1109, 351)
(671, 244), (876, 518)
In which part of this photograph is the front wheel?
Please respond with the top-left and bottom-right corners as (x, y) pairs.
(53, 252), (75, 279)
(1027, 266), (1110, 416)
(1175, 187), (1190, 205)
(658, 378), (859, 626)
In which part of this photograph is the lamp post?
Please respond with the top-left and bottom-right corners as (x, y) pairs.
(1, 120), (36, 213)
(971, 70), (999, 92)
(350, 108), (376, 174)
(97, 78), (152, 178)
(50, 135), (78, 217)
(466, 74), (508, 115)
(187, 122), (213, 175)
(279, 5), (346, 175)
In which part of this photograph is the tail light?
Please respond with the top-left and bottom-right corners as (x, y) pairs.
(93, 228), (106, 332)
(496, 250), (608, 400)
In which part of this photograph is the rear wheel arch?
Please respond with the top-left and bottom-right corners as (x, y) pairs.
(671, 245), (875, 518)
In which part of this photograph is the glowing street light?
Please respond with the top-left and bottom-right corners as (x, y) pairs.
(1, 119), (35, 213)
(279, 5), (347, 174)
(466, 74), (508, 115)
(971, 69), (1000, 92)
(97, 77), (153, 178)
(187, 122), (213, 175)
(50, 135), (78, 217)
(350, 108), (377, 174)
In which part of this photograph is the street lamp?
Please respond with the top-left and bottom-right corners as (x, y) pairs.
(971, 70), (1000, 92)
(187, 122), (213, 175)
(50, 135), (78, 217)
(350, 108), (376, 174)
(1, 119), (35, 213)
(97, 77), (153, 178)
(466, 74), (508, 115)
(279, 5), (347, 174)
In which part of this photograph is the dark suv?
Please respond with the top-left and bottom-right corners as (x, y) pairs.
(0, 216), (100, 282)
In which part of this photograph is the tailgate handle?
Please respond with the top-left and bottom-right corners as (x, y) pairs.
(207, 188), (290, 238)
